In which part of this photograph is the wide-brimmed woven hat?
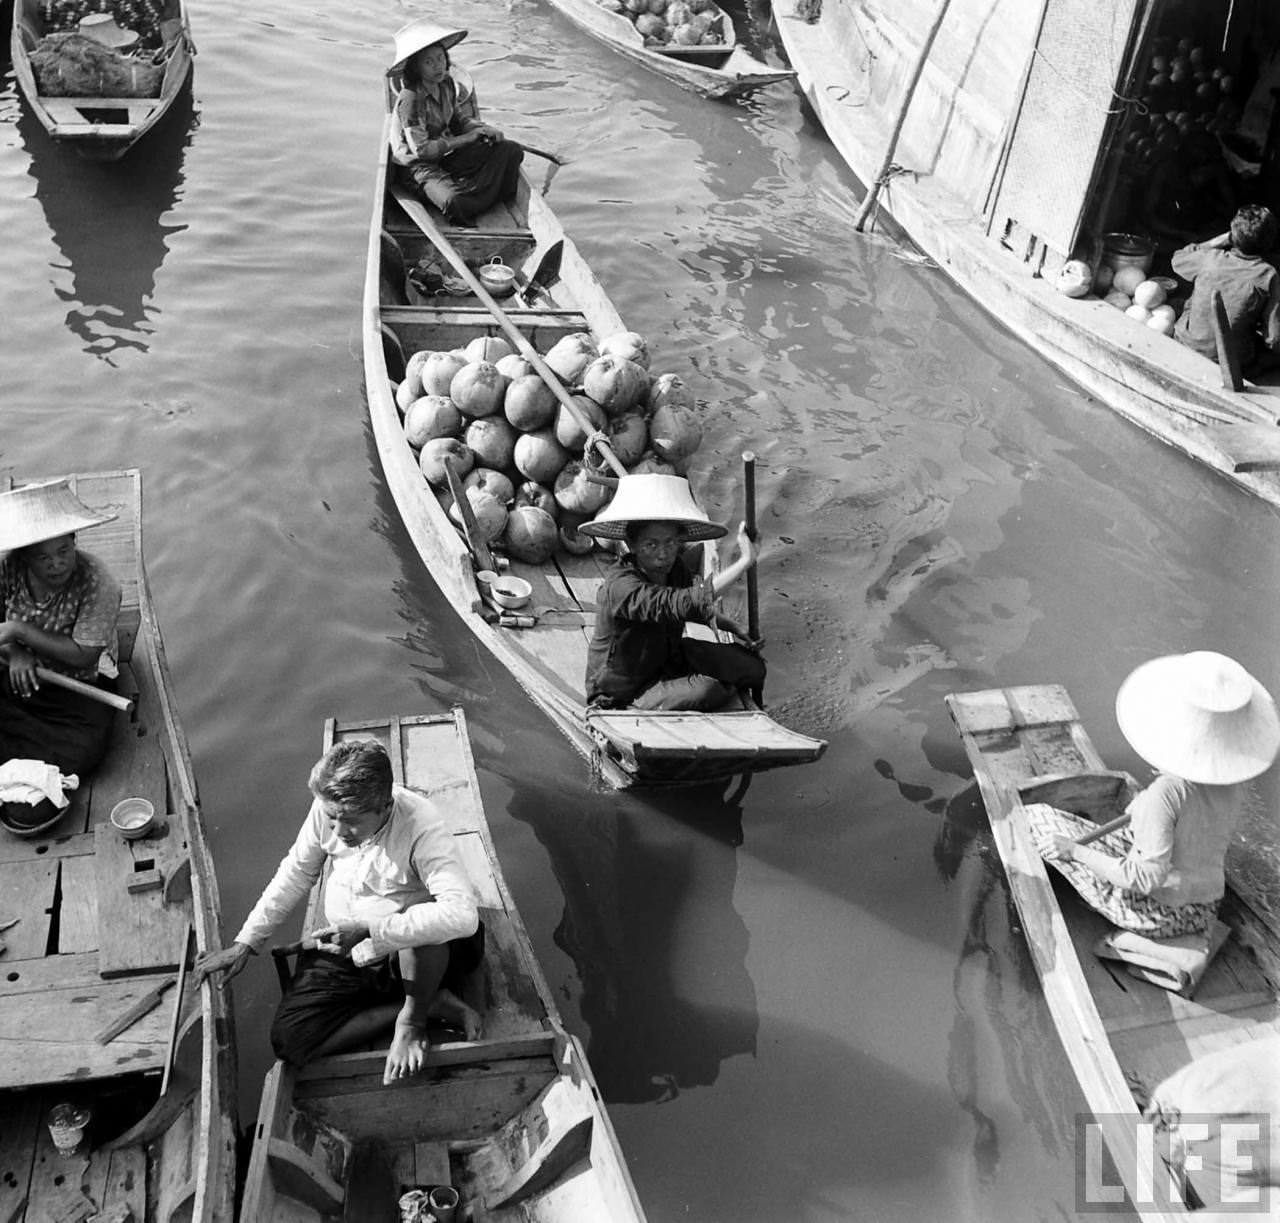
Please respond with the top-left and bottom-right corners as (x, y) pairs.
(0, 479), (116, 553)
(77, 13), (140, 49)
(578, 474), (727, 542)
(1115, 651), (1280, 785)
(389, 19), (467, 73)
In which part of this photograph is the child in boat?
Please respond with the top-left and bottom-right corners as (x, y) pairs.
(582, 474), (765, 712)
(387, 19), (523, 228)
(1030, 651), (1279, 939)
(1171, 204), (1280, 374)
(0, 480), (121, 837)
(194, 739), (484, 1085)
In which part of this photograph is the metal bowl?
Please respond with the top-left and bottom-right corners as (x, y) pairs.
(110, 797), (156, 840)
(478, 262), (516, 298)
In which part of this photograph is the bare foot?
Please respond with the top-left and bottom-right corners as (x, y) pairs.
(429, 988), (483, 1041)
(383, 1018), (431, 1086)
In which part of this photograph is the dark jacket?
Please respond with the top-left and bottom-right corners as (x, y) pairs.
(585, 553), (712, 704)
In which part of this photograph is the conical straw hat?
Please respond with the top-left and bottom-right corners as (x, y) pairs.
(1115, 651), (1280, 785)
(0, 479), (117, 553)
(578, 474), (727, 542)
(77, 13), (139, 49)
(389, 19), (467, 73)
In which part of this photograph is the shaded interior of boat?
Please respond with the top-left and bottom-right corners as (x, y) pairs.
(241, 714), (644, 1222)
(0, 471), (234, 1223)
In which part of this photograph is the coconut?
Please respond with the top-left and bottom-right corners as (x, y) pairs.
(422, 351), (469, 398)
(451, 361), (506, 419)
(628, 453), (677, 477)
(1055, 260), (1093, 298)
(599, 330), (651, 370)
(449, 489), (508, 543)
(1103, 289), (1132, 310)
(1092, 263), (1115, 295)
(665, 1), (692, 23)
(583, 355), (649, 416)
(645, 372), (693, 415)
(465, 467), (516, 506)
(504, 374), (558, 432)
(465, 416), (519, 472)
(649, 403), (703, 465)
(1132, 280), (1167, 310)
(1113, 265), (1148, 297)
(514, 428), (571, 486)
(396, 377), (422, 417)
(605, 413), (648, 467)
(672, 21), (700, 43)
(419, 437), (474, 489)
(555, 460), (613, 516)
(503, 506), (559, 564)
(1125, 303), (1153, 324)
(1150, 303), (1177, 324)
(1147, 313), (1176, 336)
(555, 394), (608, 452)
(544, 333), (598, 383)
(402, 349), (434, 400)
(496, 354), (535, 381)
(465, 335), (514, 365)
(636, 12), (666, 38)
(404, 395), (463, 448)
(514, 481), (558, 520)
(559, 521), (595, 555)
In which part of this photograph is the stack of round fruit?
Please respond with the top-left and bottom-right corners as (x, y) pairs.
(595, 0), (727, 48)
(40, 0), (164, 40)
(1098, 266), (1180, 336)
(396, 330), (704, 563)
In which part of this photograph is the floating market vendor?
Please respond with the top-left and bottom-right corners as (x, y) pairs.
(582, 473), (765, 712)
(1172, 204), (1280, 374)
(0, 479), (121, 837)
(387, 19), (523, 228)
(194, 738), (484, 1085)
(1030, 651), (1279, 938)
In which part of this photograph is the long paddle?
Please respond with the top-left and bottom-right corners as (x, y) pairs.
(742, 451), (759, 643)
(1073, 812), (1131, 847)
(392, 186), (627, 477)
(35, 666), (134, 712)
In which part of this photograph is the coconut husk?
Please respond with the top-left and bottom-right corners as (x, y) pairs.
(30, 32), (163, 99)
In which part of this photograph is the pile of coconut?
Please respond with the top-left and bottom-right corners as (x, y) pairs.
(1054, 261), (1182, 337)
(596, 0), (727, 49)
(395, 330), (703, 565)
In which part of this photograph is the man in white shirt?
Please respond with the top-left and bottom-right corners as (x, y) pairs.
(194, 738), (483, 1085)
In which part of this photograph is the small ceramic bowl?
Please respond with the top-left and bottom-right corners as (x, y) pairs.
(110, 797), (155, 840)
(478, 261), (516, 298)
(490, 576), (532, 609)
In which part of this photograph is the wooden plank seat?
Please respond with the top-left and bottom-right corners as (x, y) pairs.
(38, 99), (159, 125)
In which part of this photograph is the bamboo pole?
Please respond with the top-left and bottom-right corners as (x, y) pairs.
(742, 451), (759, 643)
(853, 0), (953, 233)
(35, 666), (134, 712)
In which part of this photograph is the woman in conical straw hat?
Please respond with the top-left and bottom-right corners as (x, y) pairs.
(0, 480), (122, 836)
(387, 19), (523, 227)
(581, 474), (765, 712)
(1029, 651), (1280, 938)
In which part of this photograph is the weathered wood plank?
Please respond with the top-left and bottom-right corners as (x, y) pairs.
(0, 1089), (40, 1223)
(415, 1140), (451, 1187)
(0, 830), (94, 866)
(59, 853), (99, 954)
(0, 858), (56, 959)
(102, 1143), (148, 1223)
(452, 833), (503, 910)
(0, 951), (101, 997)
(94, 821), (190, 977)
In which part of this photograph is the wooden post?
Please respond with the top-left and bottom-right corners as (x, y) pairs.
(853, 0), (953, 233)
(1211, 289), (1244, 391)
(742, 451), (760, 643)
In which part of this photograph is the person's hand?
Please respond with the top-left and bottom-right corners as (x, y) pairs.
(192, 942), (252, 987)
(6, 644), (39, 700)
(735, 521), (757, 568)
(310, 920), (371, 957)
(1045, 833), (1076, 862)
(475, 123), (503, 142)
(721, 618), (764, 652)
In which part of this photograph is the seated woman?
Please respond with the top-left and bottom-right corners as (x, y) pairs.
(387, 20), (523, 227)
(1031, 651), (1279, 939)
(581, 474), (765, 712)
(0, 480), (122, 836)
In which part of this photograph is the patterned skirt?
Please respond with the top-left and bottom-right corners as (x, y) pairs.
(1024, 804), (1217, 938)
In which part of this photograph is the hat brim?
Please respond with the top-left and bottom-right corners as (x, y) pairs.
(389, 26), (467, 73)
(0, 479), (117, 553)
(578, 517), (726, 542)
(1115, 654), (1280, 785)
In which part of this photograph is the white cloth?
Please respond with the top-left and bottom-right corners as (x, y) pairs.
(234, 784), (479, 963)
(0, 759), (79, 809)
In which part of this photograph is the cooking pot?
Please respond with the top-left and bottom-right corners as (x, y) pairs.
(478, 258), (516, 298)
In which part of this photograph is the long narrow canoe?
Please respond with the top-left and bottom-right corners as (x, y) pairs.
(240, 710), (647, 1222)
(946, 684), (1280, 1221)
(364, 117), (826, 787)
(0, 470), (236, 1223)
(541, 0), (793, 99)
(11, 0), (194, 159)
(771, 3), (1280, 508)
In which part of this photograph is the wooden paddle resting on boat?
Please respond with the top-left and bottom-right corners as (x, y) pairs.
(947, 683), (1280, 1222)
(239, 710), (647, 1223)
(0, 470), (236, 1223)
(363, 113), (826, 787)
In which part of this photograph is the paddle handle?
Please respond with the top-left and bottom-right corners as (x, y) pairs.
(35, 667), (134, 712)
(742, 451), (760, 643)
(1074, 813), (1131, 847)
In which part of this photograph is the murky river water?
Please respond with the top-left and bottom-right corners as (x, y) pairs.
(4, 0), (1280, 1218)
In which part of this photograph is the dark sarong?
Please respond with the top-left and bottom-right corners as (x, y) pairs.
(269, 924), (486, 1067)
(407, 138), (524, 222)
(0, 679), (116, 775)
(630, 639), (767, 712)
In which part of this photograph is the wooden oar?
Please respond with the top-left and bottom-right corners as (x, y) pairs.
(393, 186), (627, 477)
(1074, 812), (1131, 847)
(34, 666), (134, 712)
(442, 455), (496, 573)
(160, 920), (193, 1097)
(95, 977), (175, 1045)
(742, 451), (760, 643)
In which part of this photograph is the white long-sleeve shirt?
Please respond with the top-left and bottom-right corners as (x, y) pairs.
(234, 785), (479, 964)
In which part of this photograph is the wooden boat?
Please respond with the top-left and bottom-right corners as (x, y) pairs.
(11, 0), (194, 159)
(540, 0), (792, 99)
(0, 470), (237, 1223)
(947, 683), (1280, 1220)
(364, 116), (827, 788)
(770, 0), (1280, 508)
(240, 710), (647, 1222)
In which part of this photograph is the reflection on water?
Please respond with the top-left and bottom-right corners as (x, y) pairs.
(19, 79), (196, 359)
